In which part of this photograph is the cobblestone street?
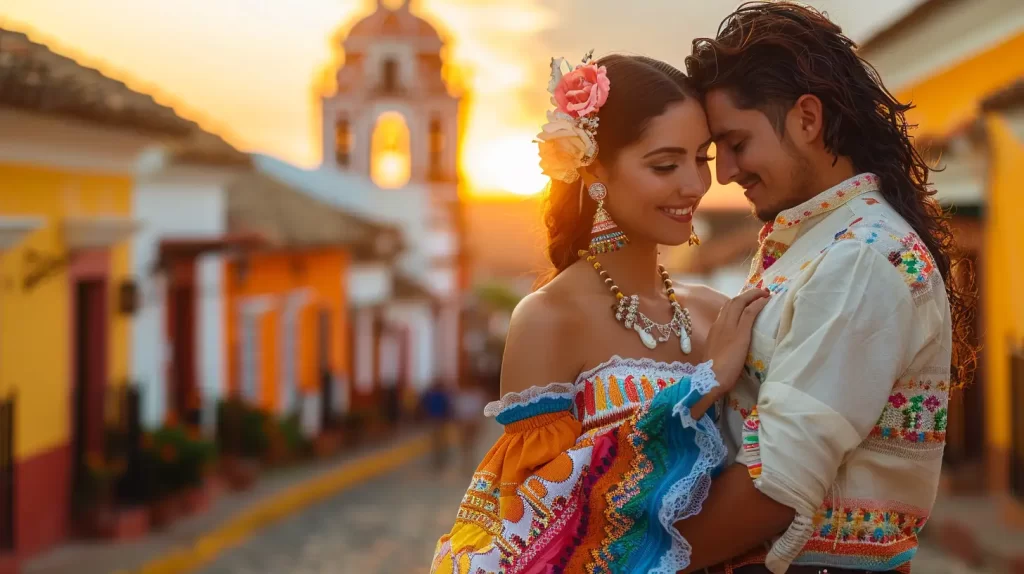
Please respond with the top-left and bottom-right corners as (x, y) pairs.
(194, 423), (499, 574)
(193, 421), (983, 574)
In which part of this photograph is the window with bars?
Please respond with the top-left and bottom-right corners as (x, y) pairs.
(429, 116), (444, 181)
(382, 58), (399, 93)
(335, 117), (352, 168)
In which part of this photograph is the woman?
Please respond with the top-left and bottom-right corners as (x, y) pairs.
(431, 53), (769, 573)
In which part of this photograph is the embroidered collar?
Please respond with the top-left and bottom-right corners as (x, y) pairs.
(745, 173), (880, 289)
(771, 173), (880, 231)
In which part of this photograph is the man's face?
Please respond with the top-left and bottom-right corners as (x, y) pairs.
(704, 88), (812, 222)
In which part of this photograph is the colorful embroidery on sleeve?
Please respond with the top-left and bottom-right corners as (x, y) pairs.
(742, 406), (762, 479)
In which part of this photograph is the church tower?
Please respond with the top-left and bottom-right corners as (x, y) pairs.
(322, 0), (465, 386)
(322, 0), (459, 197)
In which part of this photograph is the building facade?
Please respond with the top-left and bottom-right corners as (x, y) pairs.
(859, 0), (1024, 519)
(0, 28), (195, 561)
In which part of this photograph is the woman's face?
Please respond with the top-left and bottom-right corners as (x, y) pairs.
(597, 98), (713, 247)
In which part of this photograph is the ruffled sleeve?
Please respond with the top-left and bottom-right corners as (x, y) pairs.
(618, 360), (728, 574)
(431, 384), (583, 574)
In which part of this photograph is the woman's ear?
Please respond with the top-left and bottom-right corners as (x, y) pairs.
(582, 160), (609, 186)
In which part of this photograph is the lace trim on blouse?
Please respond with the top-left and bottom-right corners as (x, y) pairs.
(484, 356), (707, 419)
(483, 382), (578, 418)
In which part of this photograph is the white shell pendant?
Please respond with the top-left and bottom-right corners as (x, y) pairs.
(634, 323), (658, 349)
(680, 331), (692, 354)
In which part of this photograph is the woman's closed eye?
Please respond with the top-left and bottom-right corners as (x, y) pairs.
(652, 164), (678, 174)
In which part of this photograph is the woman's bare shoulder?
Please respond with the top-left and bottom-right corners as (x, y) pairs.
(500, 279), (588, 395)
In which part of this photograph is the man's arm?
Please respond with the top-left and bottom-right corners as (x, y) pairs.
(679, 238), (927, 572)
(678, 464), (793, 573)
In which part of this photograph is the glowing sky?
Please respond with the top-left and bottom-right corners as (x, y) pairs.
(1, 0), (920, 198)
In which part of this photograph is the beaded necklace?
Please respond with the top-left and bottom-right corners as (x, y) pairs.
(581, 252), (693, 352)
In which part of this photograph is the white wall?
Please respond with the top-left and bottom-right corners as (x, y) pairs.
(197, 252), (226, 434)
(353, 307), (376, 393)
(278, 288), (312, 416)
(385, 301), (435, 390)
(132, 176), (227, 428)
(436, 298), (460, 384)
(0, 109), (153, 174)
(349, 263), (394, 306)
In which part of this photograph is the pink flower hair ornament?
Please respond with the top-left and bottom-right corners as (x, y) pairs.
(535, 50), (610, 184)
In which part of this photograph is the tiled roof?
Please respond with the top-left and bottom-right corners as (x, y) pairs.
(0, 28), (197, 137)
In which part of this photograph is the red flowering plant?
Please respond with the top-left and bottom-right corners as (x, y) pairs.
(140, 424), (216, 501)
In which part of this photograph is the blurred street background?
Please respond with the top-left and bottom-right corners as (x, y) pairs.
(0, 0), (1022, 572)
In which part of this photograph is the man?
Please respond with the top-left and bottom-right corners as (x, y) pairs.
(677, 3), (970, 573)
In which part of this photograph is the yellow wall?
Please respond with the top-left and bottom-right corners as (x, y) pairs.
(893, 30), (1024, 467)
(0, 162), (133, 460)
(224, 249), (350, 413)
(982, 117), (1024, 452)
(898, 33), (1024, 136)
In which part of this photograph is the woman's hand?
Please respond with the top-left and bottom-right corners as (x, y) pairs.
(703, 288), (771, 394)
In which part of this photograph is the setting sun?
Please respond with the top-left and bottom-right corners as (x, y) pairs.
(462, 131), (548, 197)
(1, 0), (559, 199)
(415, 0), (556, 198)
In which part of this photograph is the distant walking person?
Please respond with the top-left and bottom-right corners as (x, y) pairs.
(420, 381), (452, 471)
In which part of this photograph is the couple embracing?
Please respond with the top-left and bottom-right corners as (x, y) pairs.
(431, 3), (971, 573)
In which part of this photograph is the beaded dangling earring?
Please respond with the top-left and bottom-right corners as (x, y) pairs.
(586, 182), (629, 255)
(688, 229), (700, 246)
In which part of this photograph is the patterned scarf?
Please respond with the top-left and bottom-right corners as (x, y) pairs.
(744, 173), (881, 289)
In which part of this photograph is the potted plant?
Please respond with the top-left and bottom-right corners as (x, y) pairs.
(280, 413), (311, 460)
(179, 428), (217, 515)
(216, 399), (266, 491)
(264, 416), (289, 467)
(313, 428), (341, 459)
(140, 429), (182, 527)
(364, 407), (389, 441)
(77, 452), (127, 538)
(140, 424), (216, 523)
(341, 410), (369, 447)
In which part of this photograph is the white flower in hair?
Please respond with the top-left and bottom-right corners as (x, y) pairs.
(536, 111), (597, 184)
(536, 50), (609, 183)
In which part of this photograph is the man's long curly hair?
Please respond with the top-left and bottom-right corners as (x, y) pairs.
(686, 1), (977, 387)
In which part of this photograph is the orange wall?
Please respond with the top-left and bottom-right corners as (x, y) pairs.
(224, 249), (350, 413)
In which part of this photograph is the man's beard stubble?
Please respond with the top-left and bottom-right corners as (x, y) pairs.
(751, 148), (816, 224)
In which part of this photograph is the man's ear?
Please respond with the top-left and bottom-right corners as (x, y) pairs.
(786, 94), (824, 145)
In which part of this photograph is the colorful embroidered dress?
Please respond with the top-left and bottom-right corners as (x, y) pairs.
(431, 357), (726, 574)
(724, 173), (952, 573)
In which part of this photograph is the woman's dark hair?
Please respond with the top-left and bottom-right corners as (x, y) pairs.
(539, 54), (697, 286)
(685, 1), (977, 386)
